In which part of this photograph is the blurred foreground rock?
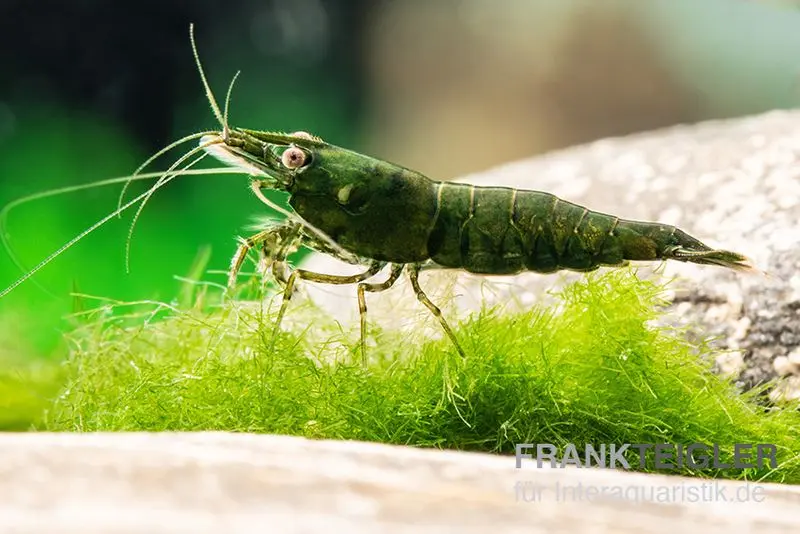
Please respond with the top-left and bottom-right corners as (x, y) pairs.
(300, 110), (800, 396)
(0, 432), (798, 533)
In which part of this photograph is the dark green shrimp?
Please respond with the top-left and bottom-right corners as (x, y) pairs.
(0, 25), (757, 366)
(202, 124), (755, 362)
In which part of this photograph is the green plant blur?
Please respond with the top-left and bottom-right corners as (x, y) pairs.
(0, 48), (357, 358)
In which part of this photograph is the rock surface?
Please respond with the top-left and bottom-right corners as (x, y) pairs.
(298, 110), (800, 395)
(0, 432), (798, 533)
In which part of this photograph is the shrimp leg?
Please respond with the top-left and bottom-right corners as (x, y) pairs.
(356, 263), (405, 365)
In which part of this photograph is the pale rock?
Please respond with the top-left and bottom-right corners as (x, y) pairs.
(1, 432), (800, 534)
(715, 350), (745, 379)
(788, 348), (800, 367)
(773, 356), (796, 377)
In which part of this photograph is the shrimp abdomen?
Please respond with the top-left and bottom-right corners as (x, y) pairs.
(426, 184), (755, 274)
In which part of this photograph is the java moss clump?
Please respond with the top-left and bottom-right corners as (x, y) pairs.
(4, 268), (800, 483)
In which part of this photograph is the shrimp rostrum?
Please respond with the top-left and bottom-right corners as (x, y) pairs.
(203, 123), (755, 362)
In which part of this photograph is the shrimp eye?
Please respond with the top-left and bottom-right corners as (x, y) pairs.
(281, 146), (307, 169)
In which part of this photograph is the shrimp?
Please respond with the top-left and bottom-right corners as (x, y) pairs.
(1, 25), (757, 365)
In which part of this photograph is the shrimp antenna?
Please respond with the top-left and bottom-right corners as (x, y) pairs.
(116, 25), (226, 213)
(190, 23), (227, 136)
(0, 166), (243, 298)
(223, 70), (241, 135)
(116, 131), (213, 215)
(124, 145), (211, 273)
(0, 176), (183, 300)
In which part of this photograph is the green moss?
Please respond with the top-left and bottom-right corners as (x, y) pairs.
(6, 268), (800, 483)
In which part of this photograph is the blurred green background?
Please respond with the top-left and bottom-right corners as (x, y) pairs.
(0, 0), (799, 360)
